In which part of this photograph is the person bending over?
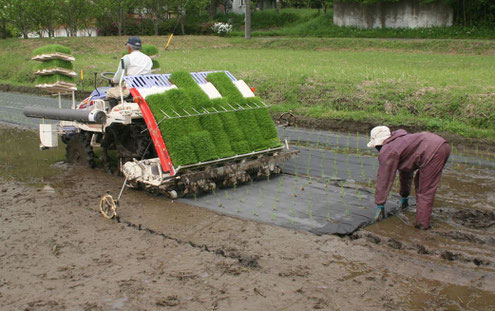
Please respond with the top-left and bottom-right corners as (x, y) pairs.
(368, 126), (450, 229)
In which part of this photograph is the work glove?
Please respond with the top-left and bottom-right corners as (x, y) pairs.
(374, 205), (385, 221)
(400, 197), (409, 209)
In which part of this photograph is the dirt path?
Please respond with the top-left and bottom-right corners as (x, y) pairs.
(1, 164), (494, 310)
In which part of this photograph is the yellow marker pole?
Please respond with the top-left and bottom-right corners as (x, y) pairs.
(80, 70), (84, 90)
(165, 34), (174, 50)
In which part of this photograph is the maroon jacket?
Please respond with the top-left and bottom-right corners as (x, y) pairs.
(375, 129), (447, 205)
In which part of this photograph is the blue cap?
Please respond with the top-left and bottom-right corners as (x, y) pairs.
(126, 37), (142, 47)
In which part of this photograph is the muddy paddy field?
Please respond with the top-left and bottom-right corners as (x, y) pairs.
(1, 104), (495, 309)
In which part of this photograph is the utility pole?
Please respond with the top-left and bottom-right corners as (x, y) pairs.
(276, 0), (280, 15)
(245, 0), (251, 39)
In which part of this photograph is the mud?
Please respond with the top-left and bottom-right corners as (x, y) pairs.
(453, 209), (495, 229)
(1, 126), (495, 310)
(2, 168), (495, 310)
(2, 91), (495, 309)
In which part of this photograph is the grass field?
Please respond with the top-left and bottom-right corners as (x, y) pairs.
(0, 36), (494, 140)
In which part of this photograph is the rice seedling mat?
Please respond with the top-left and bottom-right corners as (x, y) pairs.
(32, 44), (76, 93)
(131, 71), (280, 168)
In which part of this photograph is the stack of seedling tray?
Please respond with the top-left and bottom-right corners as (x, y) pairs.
(146, 71), (281, 167)
(32, 44), (76, 93)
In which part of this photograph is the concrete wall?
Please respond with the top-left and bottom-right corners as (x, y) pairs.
(231, 0), (275, 14)
(333, 0), (453, 29)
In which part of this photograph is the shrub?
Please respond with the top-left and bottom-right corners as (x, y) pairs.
(141, 44), (159, 57)
(211, 22), (233, 35)
(152, 59), (160, 70)
(32, 44), (72, 56)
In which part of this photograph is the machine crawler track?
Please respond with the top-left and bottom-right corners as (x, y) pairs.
(63, 131), (95, 168)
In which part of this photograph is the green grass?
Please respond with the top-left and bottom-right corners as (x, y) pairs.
(122, 44), (159, 57)
(141, 44), (159, 56)
(32, 44), (72, 56)
(169, 45), (495, 140)
(0, 36), (494, 141)
(189, 131), (219, 162)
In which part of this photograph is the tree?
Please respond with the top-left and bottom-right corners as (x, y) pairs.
(172, 0), (209, 35)
(94, 0), (135, 36)
(142, 0), (172, 36)
(0, 0), (9, 39)
(320, 0), (332, 16)
(58, 0), (92, 37)
(30, 0), (61, 38)
(245, 0), (251, 39)
(4, 0), (32, 39)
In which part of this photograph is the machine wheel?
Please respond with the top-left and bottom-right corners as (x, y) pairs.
(99, 193), (117, 219)
(100, 121), (155, 174)
(64, 131), (95, 168)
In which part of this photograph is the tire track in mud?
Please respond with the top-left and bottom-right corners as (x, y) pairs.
(352, 230), (495, 269)
(86, 206), (261, 268)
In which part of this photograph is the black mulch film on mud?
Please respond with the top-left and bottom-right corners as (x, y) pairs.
(183, 127), (495, 235)
(183, 127), (407, 235)
(2, 91), (495, 235)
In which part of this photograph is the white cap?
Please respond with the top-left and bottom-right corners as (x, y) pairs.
(367, 126), (391, 148)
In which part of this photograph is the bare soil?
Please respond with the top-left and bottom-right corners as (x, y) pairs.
(1, 164), (495, 310)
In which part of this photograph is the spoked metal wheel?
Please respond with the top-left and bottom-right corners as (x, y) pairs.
(99, 193), (118, 219)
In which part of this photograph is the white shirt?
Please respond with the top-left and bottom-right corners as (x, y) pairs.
(112, 50), (152, 83)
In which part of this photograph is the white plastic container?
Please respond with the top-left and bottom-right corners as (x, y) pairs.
(39, 124), (58, 148)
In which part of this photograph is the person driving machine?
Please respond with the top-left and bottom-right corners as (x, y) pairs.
(105, 36), (152, 108)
